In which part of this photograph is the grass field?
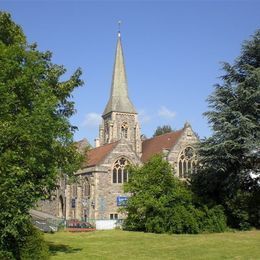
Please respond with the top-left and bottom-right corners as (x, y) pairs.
(45, 230), (260, 260)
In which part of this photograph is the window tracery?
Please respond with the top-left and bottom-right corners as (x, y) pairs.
(178, 147), (197, 178)
(121, 122), (128, 139)
(112, 158), (129, 183)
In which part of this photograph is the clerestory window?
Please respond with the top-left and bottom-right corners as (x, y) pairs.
(178, 147), (197, 178)
(112, 158), (129, 184)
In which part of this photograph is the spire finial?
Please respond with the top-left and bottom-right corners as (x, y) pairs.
(118, 20), (121, 37)
(184, 121), (191, 128)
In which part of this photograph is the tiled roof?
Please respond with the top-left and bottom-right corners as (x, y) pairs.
(141, 130), (184, 162)
(83, 141), (118, 168)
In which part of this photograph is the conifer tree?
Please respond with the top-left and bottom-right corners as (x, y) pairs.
(192, 30), (260, 229)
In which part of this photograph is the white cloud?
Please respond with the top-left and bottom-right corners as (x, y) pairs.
(138, 109), (151, 124)
(158, 106), (176, 119)
(82, 113), (101, 128)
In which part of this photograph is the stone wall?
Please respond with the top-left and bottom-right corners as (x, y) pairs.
(92, 140), (141, 220)
(37, 125), (199, 223)
(167, 124), (199, 177)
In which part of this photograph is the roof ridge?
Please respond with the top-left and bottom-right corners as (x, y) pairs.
(89, 141), (119, 152)
(141, 128), (185, 162)
(84, 141), (120, 168)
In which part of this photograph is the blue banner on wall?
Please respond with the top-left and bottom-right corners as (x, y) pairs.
(117, 196), (128, 206)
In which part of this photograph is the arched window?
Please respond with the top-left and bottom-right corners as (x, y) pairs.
(58, 195), (64, 218)
(105, 123), (109, 143)
(178, 147), (197, 178)
(83, 178), (90, 197)
(121, 122), (128, 139)
(72, 184), (77, 198)
(112, 158), (130, 183)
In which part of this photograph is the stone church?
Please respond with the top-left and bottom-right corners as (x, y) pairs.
(38, 31), (198, 223)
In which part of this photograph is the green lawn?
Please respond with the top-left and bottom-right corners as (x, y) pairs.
(45, 230), (260, 260)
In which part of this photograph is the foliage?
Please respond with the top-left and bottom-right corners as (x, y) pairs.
(199, 205), (227, 233)
(0, 12), (83, 258)
(0, 222), (49, 260)
(153, 125), (173, 137)
(122, 155), (227, 234)
(19, 224), (49, 260)
(192, 30), (260, 229)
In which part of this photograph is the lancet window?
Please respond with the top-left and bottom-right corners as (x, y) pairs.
(83, 178), (90, 197)
(72, 184), (77, 198)
(104, 123), (109, 143)
(121, 122), (128, 139)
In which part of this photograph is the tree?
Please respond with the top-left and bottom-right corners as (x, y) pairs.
(153, 125), (173, 137)
(122, 155), (227, 234)
(192, 30), (260, 229)
(0, 12), (83, 258)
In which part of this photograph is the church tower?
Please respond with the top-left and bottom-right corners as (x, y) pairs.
(98, 30), (141, 155)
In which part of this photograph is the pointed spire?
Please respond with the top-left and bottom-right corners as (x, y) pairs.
(103, 26), (136, 116)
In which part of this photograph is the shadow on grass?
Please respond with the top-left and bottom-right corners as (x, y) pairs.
(48, 242), (82, 256)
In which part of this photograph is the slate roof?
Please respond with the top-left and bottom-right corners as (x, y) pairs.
(83, 141), (119, 168)
(141, 129), (184, 162)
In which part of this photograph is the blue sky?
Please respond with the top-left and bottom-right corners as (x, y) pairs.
(1, 1), (260, 145)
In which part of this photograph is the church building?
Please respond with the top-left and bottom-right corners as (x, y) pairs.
(38, 30), (199, 223)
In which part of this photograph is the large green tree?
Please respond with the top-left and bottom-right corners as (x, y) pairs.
(153, 125), (173, 137)
(192, 30), (260, 229)
(0, 12), (83, 258)
(122, 155), (226, 234)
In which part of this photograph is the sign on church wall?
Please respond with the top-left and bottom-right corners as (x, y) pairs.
(117, 196), (128, 206)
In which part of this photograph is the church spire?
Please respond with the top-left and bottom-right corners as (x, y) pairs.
(103, 27), (136, 116)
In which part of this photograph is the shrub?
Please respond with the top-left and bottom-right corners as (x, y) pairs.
(200, 206), (227, 233)
(145, 215), (165, 234)
(166, 205), (200, 234)
(0, 250), (15, 260)
(19, 224), (49, 260)
(122, 155), (228, 234)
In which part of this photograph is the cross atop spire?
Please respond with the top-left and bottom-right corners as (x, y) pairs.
(103, 28), (136, 116)
(118, 20), (121, 37)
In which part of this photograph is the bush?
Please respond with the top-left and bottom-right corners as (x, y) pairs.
(19, 225), (49, 260)
(166, 205), (200, 234)
(200, 206), (227, 233)
(0, 250), (15, 260)
(122, 155), (228, 234)
(124, 202), (227, 234)
(0, 222), (49, 260)
(164, 205), (226, 234)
